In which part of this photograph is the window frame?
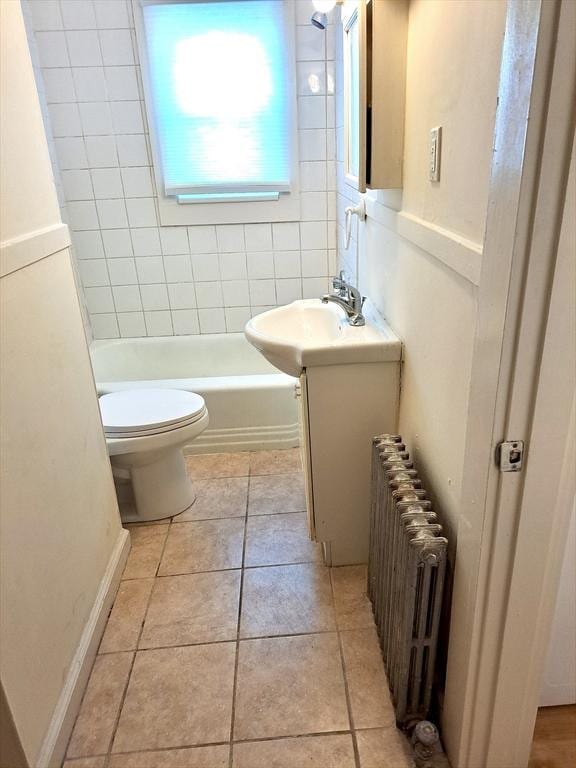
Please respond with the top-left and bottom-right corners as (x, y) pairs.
(133, 0), (300, 226)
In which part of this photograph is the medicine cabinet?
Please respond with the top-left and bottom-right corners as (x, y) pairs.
(342, 0), (408, 192)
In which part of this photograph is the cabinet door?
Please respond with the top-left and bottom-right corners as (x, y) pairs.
(298, 372), (316, 540)
(342, 1), (367, 192)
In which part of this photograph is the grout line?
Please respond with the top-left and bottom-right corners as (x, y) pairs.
(330, 574), (363, 768)
(228, 479), (249, 768)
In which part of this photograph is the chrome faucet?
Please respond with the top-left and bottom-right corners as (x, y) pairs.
(322, 271), (366, 326)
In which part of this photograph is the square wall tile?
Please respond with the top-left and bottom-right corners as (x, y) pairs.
(28, 0), (63, 31)
(136, 256), (165, 284)
(249, 279), (276, 306)
(140, 283), (169, 311)
(303, 276), (329, 298)
(43, 68), (76, 103)
(116, 135), (149, 167)
(296, 26), (325, 61)
(60, 1), (96, 30)
(111, 101), (144, 134)
(99, 29), (134, 66)
(85, 136), (118, 167)
(104, 66), (139, 100)
(275, 278), (302, 304)
(301, 250), (328, 278)
(48, 103), (82, 137)
(67, 201), (99, 230)
(113, 285), (142, 312)
(299, 129), (327, 161)
(219, 252), (247, 280)
(90, 313), (119, 339)
(73, 230), (104, 260)
(225, 306), (251, 332)
(198, 308), (226, 334)
(301, 191), (328, 220)
(121, 167), (153, 198)
(95, 0), (131, 29)
(247, 252), (274, 280)
(300, 221), (328, 250)
(301, 161), (327, 192)
(62, 170), (93, 201)
(118, 312), (146, 337)
(85, 286), (114, 313)
(195, 282), (223, 309)
(168, 283), (196, 310)
(160, 226), (189, 255)
(66, 31), (102, 67)
(54, 137), (88, 170)
(222, 280), (249, 307)
(36, 31), (69, 67)
(298, 96), (326, 129)
(171, 309), (199, 335)
(79, 102), (113, 136)
(96, 199), (128, 229)
(274, 250), (301, 279)
(191, 253), (220, 282)
(244, 224), (272, 252)
(216, 224), (245, 252)
(78, 259), (109, 288)
(188, 225), (217, 254)
(272, 222), (300, 251)
(144, 310), (173, 336)
(102, 229), (133, 258)
(297, 61), (326, 95)
(91, 168), (123, 199)
(130, 228), (160, 257)
(107, 258), (137, 285)
(72, 67), (108, 102)
(163, 254), (193, 283)
(126, 198), (157, 228)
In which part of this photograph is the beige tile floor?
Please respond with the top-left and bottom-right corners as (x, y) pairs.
(63, 449), (414, 768)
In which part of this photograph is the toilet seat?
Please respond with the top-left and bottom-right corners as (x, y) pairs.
(100, 388), (206, 438)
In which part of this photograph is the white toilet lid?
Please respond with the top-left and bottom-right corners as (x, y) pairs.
(100, 389), (206, 435)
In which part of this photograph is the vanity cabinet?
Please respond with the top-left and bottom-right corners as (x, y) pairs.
(298, 361), (400, 566)
(343, 0), (408, 192)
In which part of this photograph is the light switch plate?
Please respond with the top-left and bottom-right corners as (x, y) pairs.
(429, 126), (442, 182)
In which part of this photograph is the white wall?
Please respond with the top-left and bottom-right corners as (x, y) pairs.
(0, 2), (125, 765)
(336, 0), (506, 543)
(24, 0), (338, 340)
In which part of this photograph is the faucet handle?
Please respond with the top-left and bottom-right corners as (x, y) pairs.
(332, 271), (347, 295)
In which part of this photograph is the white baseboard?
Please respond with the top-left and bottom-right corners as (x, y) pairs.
(183, 422), (300, 454)
(36, 529), (131, 768)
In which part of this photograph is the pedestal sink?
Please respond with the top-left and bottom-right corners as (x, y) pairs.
(244, 298), (402, 567)
(244, 299), (401, 378)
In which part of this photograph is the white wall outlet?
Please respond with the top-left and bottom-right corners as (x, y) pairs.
(429, 126), (442, 182)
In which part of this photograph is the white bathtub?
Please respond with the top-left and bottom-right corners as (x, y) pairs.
(90, 333), (299, 453)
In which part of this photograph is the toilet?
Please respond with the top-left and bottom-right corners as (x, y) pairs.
(99, 388), (209, 523)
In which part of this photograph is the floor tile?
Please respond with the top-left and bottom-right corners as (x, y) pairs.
(356, 727), (413, 768)
(185, 452), (250, 479)
(122, 525), (169, 580)
(249, 448), (302, 475)
(175, 477), (248, 521)
(240, 563), (336, 638)
(233, 734), (356, 768)
(244, 511), (321, 567)
(66, 653), (133, 759)
(340, 628), (395, 729)
(330, 565), (375, 630)
(234, 633), (349, 740)
(109, 745), (229, 767)
(63, 758), (106, 768)
(158, 518), (245, 576)
(113, 644), (235, 753)
(99, 578), (154, 653)
(139, 570), (241, 648)
(248, 473), (306, 516)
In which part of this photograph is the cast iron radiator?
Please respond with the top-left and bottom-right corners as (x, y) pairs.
(368, 434), (448, 727)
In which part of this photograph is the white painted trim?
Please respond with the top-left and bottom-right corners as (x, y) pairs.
(0, 223), (70, 278)
(36, 529), (130, 768)
(397, 211), (483, 286)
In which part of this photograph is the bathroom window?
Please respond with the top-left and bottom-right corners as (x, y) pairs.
(135, 0), (299, 225)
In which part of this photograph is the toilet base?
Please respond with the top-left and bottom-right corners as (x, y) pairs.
(111, 446), (196, 522)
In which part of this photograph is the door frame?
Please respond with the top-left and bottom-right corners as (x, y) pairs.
(441, 1), (576, 766)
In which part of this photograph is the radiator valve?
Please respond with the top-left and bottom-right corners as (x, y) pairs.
(411, 720), (440, 767)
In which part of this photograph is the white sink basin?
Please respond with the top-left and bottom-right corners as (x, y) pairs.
(244, 299), (401, 377)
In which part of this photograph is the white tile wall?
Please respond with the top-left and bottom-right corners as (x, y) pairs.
(27, 0), (336, 338)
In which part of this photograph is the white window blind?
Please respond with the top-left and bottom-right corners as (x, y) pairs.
(140, 0), (292, 201)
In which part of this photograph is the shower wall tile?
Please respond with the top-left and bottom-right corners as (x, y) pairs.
(28, 0), (337, 337)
